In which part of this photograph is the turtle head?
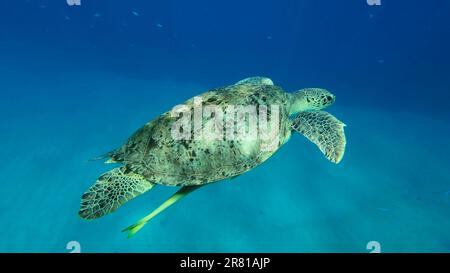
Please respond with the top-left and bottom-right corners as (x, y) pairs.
(289, 88), (335, 115)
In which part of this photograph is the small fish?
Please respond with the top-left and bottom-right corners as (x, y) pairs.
(378, 59), (385, 64)
(266, 35), (273, 40)
(131, 11), (139, 16)
(156, 23), (163, 28)
(65, 16), (71, 20)
(376, 207), (391, 212)
(93, 13), (101, 17)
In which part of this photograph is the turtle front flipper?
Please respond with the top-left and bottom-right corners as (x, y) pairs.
(292, 111), (347, 164)
(78, 167), (155, 220)
(122, 185), (203, 238)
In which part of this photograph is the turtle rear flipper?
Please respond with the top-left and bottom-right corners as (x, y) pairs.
(78, 167), (155, 220)
(292, 111), (346, 164)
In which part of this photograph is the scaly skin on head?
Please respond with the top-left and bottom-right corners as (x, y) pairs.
(289, 88), (336, 115)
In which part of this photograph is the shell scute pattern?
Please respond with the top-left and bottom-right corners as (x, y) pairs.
(110, 84), (291, 186)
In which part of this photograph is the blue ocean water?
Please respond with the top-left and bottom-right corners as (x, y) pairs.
(1, 0), (450, 253)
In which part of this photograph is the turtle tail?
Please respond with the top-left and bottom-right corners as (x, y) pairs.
(87, 151), (119, 164)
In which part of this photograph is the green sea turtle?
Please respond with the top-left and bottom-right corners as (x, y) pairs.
(79, 77), (347, 237)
